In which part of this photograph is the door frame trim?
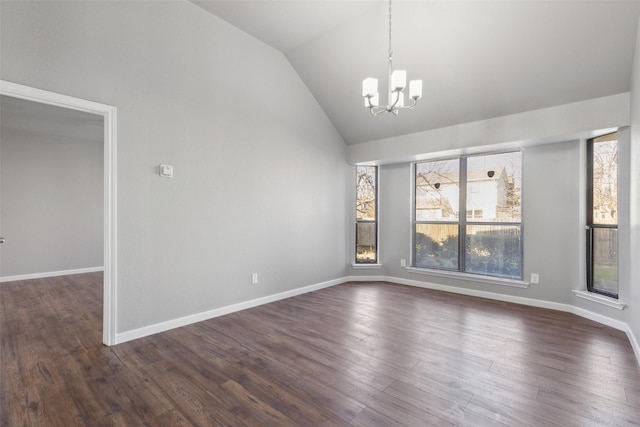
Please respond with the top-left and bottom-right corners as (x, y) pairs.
(1, 80), (118, 346)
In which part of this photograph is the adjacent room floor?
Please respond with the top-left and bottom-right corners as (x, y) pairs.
(2, 273), (639, 426)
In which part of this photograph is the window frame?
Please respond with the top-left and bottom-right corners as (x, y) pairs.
(586, 132), (619, 299)
(355, 165), (378, 264)
(412, 151), (523, 280)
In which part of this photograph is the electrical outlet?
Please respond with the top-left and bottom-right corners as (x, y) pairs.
(531, 273), (539, 284)
(400, 259), (406, 267)
(251, 273), (258, 285)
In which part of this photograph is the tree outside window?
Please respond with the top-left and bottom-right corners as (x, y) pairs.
(356, 166), (377, 263)
(588, 133), (618, 298)
(414, 152), (522, 279)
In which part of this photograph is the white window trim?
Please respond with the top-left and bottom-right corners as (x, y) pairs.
(351, 263), (382, 269)
(406, 266), (529, 288)
(572, 289), (626, 310)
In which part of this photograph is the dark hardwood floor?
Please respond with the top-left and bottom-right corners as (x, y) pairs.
(2, 273), (639, 426)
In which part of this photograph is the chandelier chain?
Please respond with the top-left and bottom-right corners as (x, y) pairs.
(388, 0), (393, 59)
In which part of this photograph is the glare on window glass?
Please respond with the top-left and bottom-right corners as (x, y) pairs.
(466, 152), (521, 223)
(415, 159), (460, 222)
(592, 136), (618, 226)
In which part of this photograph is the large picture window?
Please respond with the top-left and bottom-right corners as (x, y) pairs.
(587, 133), (618, 298)
(356, 166), (377, 264)
(414, 152), (522, 279)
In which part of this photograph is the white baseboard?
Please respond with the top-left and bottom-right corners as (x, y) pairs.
(0, 267), (104, 283)
(626, 325), (640, 364)
(346, 275), (387, 282)
(348, 274), (640, 366)
(115, 273), (640, 366)
(116, 276), (346, 344)
(376, 275), (571, 312)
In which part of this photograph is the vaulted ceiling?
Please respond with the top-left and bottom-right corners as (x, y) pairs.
(192, 0), (640, 146)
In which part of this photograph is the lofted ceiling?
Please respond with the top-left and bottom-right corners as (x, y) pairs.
(196, 1), (640, 146)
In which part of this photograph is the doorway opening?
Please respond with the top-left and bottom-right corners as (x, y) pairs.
(0, 80), (117, 345)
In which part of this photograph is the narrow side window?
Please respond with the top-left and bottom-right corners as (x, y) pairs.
(356, 166), (377, 264)
(587, 132), (618, 298)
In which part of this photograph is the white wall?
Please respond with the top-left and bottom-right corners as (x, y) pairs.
(1, 1), (636, 354)
(0, 1), (348, 334)
(347, 93), (635, 331)
(347, 93), (630, 165)
(0, 125), (103, 277)
(359, 141), (598, 300)
(629, 13), (640, 356)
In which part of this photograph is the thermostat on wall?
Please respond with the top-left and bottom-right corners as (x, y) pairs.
(159, 164), (174, 178)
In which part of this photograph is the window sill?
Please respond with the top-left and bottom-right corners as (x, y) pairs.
(405, 266), (529, 288)
(351, 263), (382, 269)
(572, 290), (626, 310)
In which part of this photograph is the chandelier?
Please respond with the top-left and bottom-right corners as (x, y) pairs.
(362, 0), (422, 115)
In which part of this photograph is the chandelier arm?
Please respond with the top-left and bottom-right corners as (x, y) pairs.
(365, 95), (382, 112)
(388, 89), (401, 110)
(369, 107), (385, 115)
(365, 95), (373, 108)
(365, 96), (387, 115)
(395, 98), (419, 110)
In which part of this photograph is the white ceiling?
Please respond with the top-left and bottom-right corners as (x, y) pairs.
(192, 0), (640, 145)
(192, 0), (378, 52)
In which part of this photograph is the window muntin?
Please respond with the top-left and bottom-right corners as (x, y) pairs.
(356, 166), (377, 263)
(414, 151), (522, 279)
(587, 133), (618, 298)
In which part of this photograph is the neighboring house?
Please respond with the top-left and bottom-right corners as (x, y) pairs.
(416, 167), (516, 222)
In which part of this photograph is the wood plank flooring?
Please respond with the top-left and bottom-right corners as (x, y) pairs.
(2, 273), (640, 426)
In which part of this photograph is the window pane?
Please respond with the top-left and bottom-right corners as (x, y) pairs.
(592, 227), (618, 294)
(356, 222), (377, 263)
(592, 136), (617, 225)
(356, 166), (376, 221)
(467, 152), (521, 222)
(415, 224), (458, 269)
(416, 159), (459, 221)
(465, 225), (522, 279)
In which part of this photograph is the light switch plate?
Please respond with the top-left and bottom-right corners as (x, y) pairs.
(159, 164), (174, 178)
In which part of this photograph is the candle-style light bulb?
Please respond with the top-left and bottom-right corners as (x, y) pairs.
(410, 80), (423, 100)
(362, 78), (378, 97)
(391, 70), (407, 91)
